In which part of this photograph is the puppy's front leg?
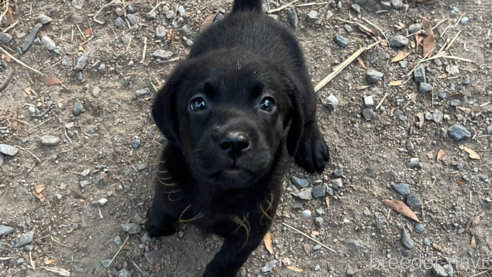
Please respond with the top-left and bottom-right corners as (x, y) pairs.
(203, 235), (263, 277)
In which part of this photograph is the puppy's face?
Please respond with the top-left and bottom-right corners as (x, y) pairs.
(153, 51), (303, 188)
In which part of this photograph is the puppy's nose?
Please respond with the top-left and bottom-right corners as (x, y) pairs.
(219, 131), (251, 158)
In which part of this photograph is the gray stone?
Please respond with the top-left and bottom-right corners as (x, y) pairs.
(326, 10), (334, 20)
(437, 92), (446, 100)
(380, 1), (392, 10)
(140, 232), (151, 243)
(15, 231), (34, 248)
(424, 238), (431, 246)
(443, 264), (454, 276)
(433, 110), (443, 123)
(72, 0), (85, 9)
(152, 50), (173, 60)
(261, 4), (268, 13)
(400, 229), (414, 249)
(21, 23), (43, 53)
(135, 88), (150, 98)
(122, 223), (141, 234)
(414, 223), (424, 233)
(101, 259), (115, 268)
(450, 99), (461, 107)
(419, 82), (433, 93)
(486, 125), (492, 134)
(165, 11), (175, 20)
(307, 10), (318, 22)
(0, 153), (3, 167)
(79, 180), (90, 188)
(334, 165), (343, 177)
(463, 75), (470, 85)
(406, 141), (415, 153)
(300, 210), (312, 219)
(393, 183), (410, 196)
(348, 240), (360, 252)
(414, 64), (426, 83)
(332, 178), (343, 190)
(323, 94), (339, 112)
(286, 8), (298, 28)
(132, 139), (141, 149)
(432, 264), (448, 277)
(0, 225), (14, 236)
(449, 124), (471, 141)
(366, 69), (383, 84)
(315, 217), (324, 228)
(347, 268), (360, 276)
(351, 4), (361, 13)
(156, 26), (166, 39)
(261, 260), (278, 273)
(391, 0), (403, 9)
(425, 112), (433, 120)
(74, 52), (89, 71)
(355, 0), (366, 5)
(91, 86), (101, 98)
(344, 24), (353, 33)
(291, 176), (309, 188)
(364, 96), (374, 107)
(389, 35), (409, 47)
(37, 14), (53, 25)
(399, 60), (407, 68)
(407, 158), (421, 169)
(406, 194), (423, 210)
(177, 5), (186, 17)
(0, 144), (18, 156)
(460, 17), (469, 24)
(334, 34), (350, 48)
(126, 13), (141, 25)
(362, 108), (374, 121)
(118, 268), (132, 277)
(457, 228), (465, 234)
(325, 186), (334, 196)
(311, 186), (326, 198)
(74, 102), (83, 115)
(41, 36), (56, 51)
(0, 32), (12, 44)
(408, 23), (422, 34)
(113, 236), (123, 246)
(292, 188), (313, 200)
(114, 17), (124, 27)
(40, 135), (60, 146)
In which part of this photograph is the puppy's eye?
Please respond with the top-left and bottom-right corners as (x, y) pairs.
(259, 97), (275, 112)
(190, 97), (207, 111)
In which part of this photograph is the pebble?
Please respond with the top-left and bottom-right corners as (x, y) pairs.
(145, 247), (166, 264)
(391, 0), (403, 9)
(72, 0), (84, 9)
(300, 210), (312, 219)
(73, 102), (83, 115)
(114, 236), (123, 246)
(15, 230), (34, 248)
(0, 144), (18, 156)
(414, 64), (426, 83)
(177, 6), (186, 17)
(334, 165), (343, 177)
(400, 229), (414, 249)
(126, 13), (141, 25)
(165, 11), (175, 20)
(463, 75), (470, 85)
(101, 259), (115, 268)
(118, 269), (132, 277)
(418, 82), (433, 93)
(414, 223), (424, 233)
(344, 24), (353, 33)
(315, 217), (324, 228)
(424, 238), (431, 246)
(433, 110), (443, 123)
(380, 1), (392, 10)
(325, 186), (334, 196)
(364, 96), (374, 107)
(152, 49), (173, 60)
(156, 26), (166, 39)
(362, 108), (374, 121)
(41, 36), (56, 51)
(486, 125), (492, 134)
(92, 86), (101, 98)
(96, 198), (108, 206)
(307, 10), (318, 22)
(323, 94), (339, 112)
(334, 33), (350, 48)
(140, 232), (151, 243)
(37, 14), (53, 25)
(332, 178), (343, 190)
(393, 183), (410, 196)
(40, 135), (60, 146)
(405, 140), (415, 153)
(351, 4), (361, 13)
(74, 52), (89, 71)
(355, 0), (366, 5)
(450, 99), (461, 107)
(286, 7), (298, 28)
(389, 35), (409, 47)
(458, 228), (465, 234)
(449, 124), (471, 141)
(432, 264), (448, 277)
(21, 23), (43, 53)
(460, 17), (469, 24)
(434, 59), (443, 66)
(407, 158), (421, 169)
(365, 69), (383, 84)
(326, 10), (334, 20)
(0, 225), (14, 236)
(311, 186), (326, 198)
(135, 88), (150, 98)
(408, 23), (422, 34)
(79, 180), (90, 188)
(0, 153), (3, 167)
(291, 176), (309, 188)
(122, 223), (141, 234)
(292, 188), (313, 200)
(347, 268), (359, 276)
(261, 260), (278, 273)
(114, 17), (123, 27)
(132, 139), (141, 149)
(450, 6), (460, 16)
(406, 194), (423, 210)
(0, 32), (12, 44)
(437, 92), (447, 100)
(443, 264), (454, 277)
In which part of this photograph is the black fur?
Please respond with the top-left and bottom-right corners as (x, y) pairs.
(146, 1), (329, 276)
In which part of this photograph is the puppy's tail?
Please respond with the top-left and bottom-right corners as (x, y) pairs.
(232, 0), (263, 13)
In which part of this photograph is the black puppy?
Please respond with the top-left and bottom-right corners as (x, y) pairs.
(146, 0), (329, 276)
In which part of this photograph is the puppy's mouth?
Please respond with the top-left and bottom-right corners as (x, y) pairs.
(209, 167), (257, 189)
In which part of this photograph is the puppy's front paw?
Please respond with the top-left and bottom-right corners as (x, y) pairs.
(295, 124), (329, 173)
(145, 208), (176, 237)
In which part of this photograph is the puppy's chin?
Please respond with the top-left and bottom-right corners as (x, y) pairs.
(209, 168), (258, 189)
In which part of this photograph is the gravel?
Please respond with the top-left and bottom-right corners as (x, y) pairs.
(415, 223), (425, 234)
(300, 210), (312, 219)
(15, 231), (34, 248)
(408, 23), (422, 34)
(432, 264), (448, 276)
(400, 229), (414, 249)
(152, 49), (174, 60)
(0, 225), (14, 236)
(115, 17), (124, 27)
(122, 223), (141, 234)
(389, 35), (409, 47)
(0, 32), (12, 44)
(406, 194), (423, 210)
(292, 188), (313, 200)
(20, 23), (43, 53)
(118, 269), (132, 277)
(418, 82), (433, 93)
(449, 124), (471, 141)
(0, 144), (18, 156)
(41, 36), (56, 51)
(315, 217), (324, 228)
(391, 0), (403, 9)
(323, 94), (339, 112)
(73, 102), (83, 115)
(433, 110), (444, 123)
(362, 108), (374, 121)
(414, 64), (426, 83)
(344, 24), (353, 33)
(334, 34), (350, 48)
(287, 7), (298, 28)
(40, 135), (60, 146)
(393, 183), (410, 196)
(365, 69), (383, 84)
(135, 88), (151, 98)
(37, 14), (53, 25)
(311, 186), (326, 198)
(351, 4), (361, 13)
(291, 176), (309, 188)
(74, 52), (90, 71)
(307, 10), (318, 22)
(261, 260), (278, 273)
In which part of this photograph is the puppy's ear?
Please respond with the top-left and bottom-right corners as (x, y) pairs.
(152, 63), (188, 148)
(283, 76), (304, 157)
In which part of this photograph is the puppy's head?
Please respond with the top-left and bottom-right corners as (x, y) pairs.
(153, 50), (303, 189)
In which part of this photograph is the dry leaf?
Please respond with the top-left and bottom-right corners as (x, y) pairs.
(457, 106), (471, 115)
(431, 243), (452, 254)
(200, 11), (219, 33)
(391, 51), (410, 62)
(6, 8), (15, 26)
(415, 35), (423, 48)
(427, 151), (434, 159)
(287, 266), (303, 272)
(437, 149), (445, 162)
(33, 191), (46, 202)
(303, 243), (313, 254)
(84, 28), (92, 37)
(40, 77), (62, 86)
(459, 145), (480, 160)
(410, 41), (416, 48)
(464, 64), (478, 71)
(389, 80), (403, 86)
(34, 184), (46, 194)
(465, 212), (484, 232)
(416, 113), (424, 128)
(2, 53), (11, 62)
(325, 197), (330, 209)
(357, 57), (368, 70)
(41, 267), (70, 276)
(311, 230), (320, 236)
(422, 18), (436, 57)
(263, 232), (274, 254)
(383, 199), (420, 222)
(45, 259), (57, 265)
(470, 236), (476, 247)
(66, 228), (74, 234)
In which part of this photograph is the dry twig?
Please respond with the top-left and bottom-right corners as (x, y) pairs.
(0, 46), (44, 75)
(268, 0), (300, 13)
(281, 222), (335, 253)
(0, 68), (14, 92)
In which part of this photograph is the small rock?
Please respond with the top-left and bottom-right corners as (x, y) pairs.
(407, 158), (421, 169)
(391, 0), (403, 9)
(347, 268), (359, 276)
(40, 135), (60, 146)
(406, 194), (423, 210)
(0, 144), (18, 156)
(96, 198), (108, 206)
(433, 110), (443, 123)
(126, 13), (141, 25)
(177, 5), (186, 17)
(332, 178), (343, 190)
(292, 188), (313, 200)
(101, 259), (115, 268)
(114, 17), (124, 27)
(114, 236), (123, 246)
(15, 231), (34, 248)
(415, 223), (424, 233)
(437, 92), (446, 100)
(389, 35), (409, 47)
(334, 165), (343, 177)
(79, 180), (90, 188)
(0, 32), (12, 44)
(156, 26), (166, 39)
(165, 11), (175, 20)
(261, 260), (278, 273)
(462, 75), (470, 85)
(443, 264), (454, 277)
(73, 102), (83, 115)
(419, 82), (433, 93)
(401, 229), (414, 249)
(351, 4), (361, 13)
(41, 36), (56, 51)
(72, 0), (85, 9)
(0, 225), (14, 236)
(366, 69), (383, 84)
(315, 217), (324, 228)
(20, 23), (43, 53)
(405, 140), (415, 153)
(326, 10), (334, 20)
(450, 99), (461, 107)
(408, 23), (422, 34)
(132, 139), (141, 149)
(348, 240), (360, 252)
(450, 6), (460, 16)
(74, 52), (90, 71)
(380, 2), (392, 10)
(0, 153), (3, 167)
(286, 7), (298, 28)
(118, 268), (132, 277)
(37, 14), (53, 25)
(135, 88), (151, 98)
(325, 186), (334, 196)
(424, 238), (431, 246)
(300, 210), (312, 219)
(393, 183), (410, 196)
(457, 228), (465, 234)
(460, 17), (469, 24)
(449, 124), (471, 141)
(141, 232), (151, 243)
(311, 186), (326, 198)
(364, 96), (375, 107)
(291, 176), (309, 188)
(362, 108), (374, 121)
(432, 264), (448, 277)
(307, 10), (318, 22)
(334, 33), (350, 47)
(486, 125), (492, 134)
(355, 0), (367, 5)
(344, 24), (353, 33)
(414, 64), (426, 83)
(323, 94), (339, 112)
(92, 86), (101, 98)
(152, 49), (173, 60)
(122, 223), (141, 234)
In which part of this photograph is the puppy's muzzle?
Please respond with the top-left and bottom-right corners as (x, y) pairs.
(219, 131), (251, 159)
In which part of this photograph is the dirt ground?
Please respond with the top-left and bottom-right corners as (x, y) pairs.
(0, 0), (491, 276)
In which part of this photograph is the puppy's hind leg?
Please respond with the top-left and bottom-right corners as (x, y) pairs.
(145, 198), (178, 237)
(295, 121), (330, 173)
